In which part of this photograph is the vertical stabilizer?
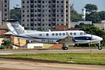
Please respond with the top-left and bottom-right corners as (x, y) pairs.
(4, 19), (25, 35)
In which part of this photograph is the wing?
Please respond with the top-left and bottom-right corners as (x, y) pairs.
(57, 36), (75, 44)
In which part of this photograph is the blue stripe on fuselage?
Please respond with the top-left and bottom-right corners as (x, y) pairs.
(74, 36), (91, 40)
(15, 35), (91, 41)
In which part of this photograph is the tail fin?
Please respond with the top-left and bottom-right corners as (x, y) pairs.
(4, 19), (25, 35)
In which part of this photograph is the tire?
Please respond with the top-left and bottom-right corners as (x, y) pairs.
(62, 47), (68, 50)
(64, 47), (68, 50)
(98, 46), (102, 50)
(62, 47), (65, 50)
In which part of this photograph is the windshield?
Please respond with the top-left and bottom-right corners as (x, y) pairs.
(84, 32), (87, 35)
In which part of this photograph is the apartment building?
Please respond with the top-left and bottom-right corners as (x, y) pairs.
(21, 0), (70, 30)
(0, 0), (10, 25)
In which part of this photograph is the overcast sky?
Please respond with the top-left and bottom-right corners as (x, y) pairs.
(10, 0), (105, 13)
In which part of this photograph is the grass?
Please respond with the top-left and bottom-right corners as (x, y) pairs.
(0, 53), (105, 65)
(43, 43), (54, 48)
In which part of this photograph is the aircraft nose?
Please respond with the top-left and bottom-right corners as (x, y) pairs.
(95, 36), (103, 41)
(99, 37), (103, 41)
(92, 35), (103, 41)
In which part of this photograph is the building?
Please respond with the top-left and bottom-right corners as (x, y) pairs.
(21, 0), (70, 31)
(3, 32), (26, 47)
(70, 21), (92, 28)
(0, 0), (10, 25)
(82, 8), (86, 20)
(0, 30), (6, 37)
(94, 20), (105, 31)
(55, 25), (69, 30)
(0, 23), (8, 30)
(102, 20), (105, 24)
(94, 23), (104, 30)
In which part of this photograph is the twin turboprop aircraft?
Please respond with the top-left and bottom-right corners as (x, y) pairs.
(4, 19), (103, 50)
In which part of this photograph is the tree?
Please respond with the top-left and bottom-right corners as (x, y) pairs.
(81, 26), (105, 46)
(24, 27), (30, 30)
(0, 45), (7, 49)
(1, 40), (13, 49)
(81, 26), (104, 36)
(85, 4), (98, 13)
(71, 10), (83, 22)
(86, 12), (101, 23)
(98, 11), (105, 20)
(75, 23), (93, 28)
(10, 5), (21, 24)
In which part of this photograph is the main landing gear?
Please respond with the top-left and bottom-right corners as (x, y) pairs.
(98, 42), (102, 50)
(62, 45), (68, 50)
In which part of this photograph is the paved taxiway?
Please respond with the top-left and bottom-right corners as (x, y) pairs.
(0, 49), (105, 55)
(0, 58), (105, 70)
(0, 49), (105, 70)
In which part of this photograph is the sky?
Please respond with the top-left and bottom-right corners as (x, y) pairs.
(10, 0), (105, 13)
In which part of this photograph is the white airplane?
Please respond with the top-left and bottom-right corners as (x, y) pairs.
(4, 19), (103, 50)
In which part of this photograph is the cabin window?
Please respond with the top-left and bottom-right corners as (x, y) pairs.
(46, 33), (49, 36)
(56, 33), (58, 36)
(39, 34), (42, 36)
(74, 33), (76, 35)
(59, 33), (61, 36)
(70, 33), (72, 35)
(63, 33), (65, 36)
(52, 33), (54, 36)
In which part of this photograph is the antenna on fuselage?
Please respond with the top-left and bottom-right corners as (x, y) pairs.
(49, 29), (51, 32)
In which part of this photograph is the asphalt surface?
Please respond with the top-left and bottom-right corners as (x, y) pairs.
(0, 49), (105, 70)
(0, 58), (105, 70)
(0, 49), (105, 55)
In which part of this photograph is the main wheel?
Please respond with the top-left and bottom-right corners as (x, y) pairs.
(62, 47), (65, 50)
(62, 47), (68, 50)
(64, 47), (68, 50)
(98, 46), (102, 50)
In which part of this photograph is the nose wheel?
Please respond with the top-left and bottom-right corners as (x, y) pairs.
(98, 46), (102, 50)
(98, 41), (102, 50)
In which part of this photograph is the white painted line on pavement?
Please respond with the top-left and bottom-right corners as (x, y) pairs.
(0, 53), (12, 55)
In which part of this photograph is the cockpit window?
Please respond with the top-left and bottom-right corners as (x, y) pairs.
(84, 32), (87, 35)
(80, 32), (83, 35)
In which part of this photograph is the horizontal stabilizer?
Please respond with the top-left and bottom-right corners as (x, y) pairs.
(3, 19), (18, 22)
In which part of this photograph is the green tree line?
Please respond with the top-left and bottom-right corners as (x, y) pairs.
(10, 7), (21, 24)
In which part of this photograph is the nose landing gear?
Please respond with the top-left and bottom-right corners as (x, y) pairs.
(98, 46), (102, 50)
(98, 42), (102, 50)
